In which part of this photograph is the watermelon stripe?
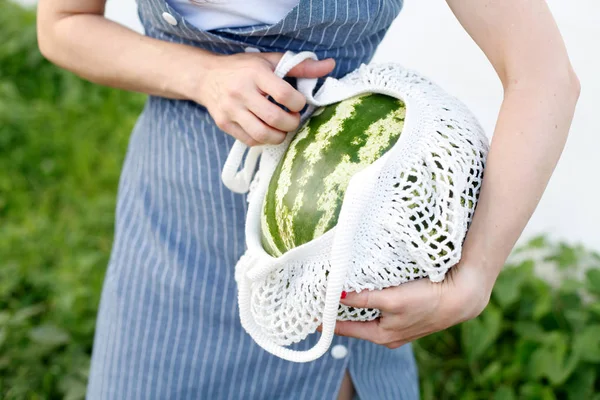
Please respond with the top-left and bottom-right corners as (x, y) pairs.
(261, 94), (406, 256)
(314, 106), (406, 236)
(282, 96), (365, 248)
(262, 99), (346, 255)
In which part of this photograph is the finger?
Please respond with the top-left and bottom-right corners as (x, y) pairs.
(222, 121), (259, 147)
(287, 58), (336, 79)
(339, 288), (398, 312)
(248, 95), (301, 132)
(234, 111), (286, 145)
(376, 313), (420, 336)
(340, 278), (432, 313)
(385, 329), (432, 349)
(386, 340), (408, 350)
(260, 53), (336, 79)
(333, 320), (391, 345)
(256, 74), (306, 112)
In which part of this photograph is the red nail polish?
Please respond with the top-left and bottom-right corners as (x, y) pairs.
(341, 291), (347, 300)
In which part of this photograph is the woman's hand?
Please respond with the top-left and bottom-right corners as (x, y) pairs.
(333, 263), (495, 349)
(37, 0), (334, 148)
(197, 53), (335, 146)
(327, 0), (580, 350)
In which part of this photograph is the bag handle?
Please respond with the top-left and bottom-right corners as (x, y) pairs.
(238, 163), (380, 363)
(236, 248), (347, 363)
(222, 49), (350, 362)
(221, 50), (320, 194)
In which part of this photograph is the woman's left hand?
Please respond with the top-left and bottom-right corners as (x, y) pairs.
(333, 263), (497, 349)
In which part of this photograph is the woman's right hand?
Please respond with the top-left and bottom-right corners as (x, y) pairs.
(196, 52), (335, 146)
(37, 0), (334, 147)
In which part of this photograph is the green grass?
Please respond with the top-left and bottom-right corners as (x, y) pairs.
(1, 2), (599, 399)
(0, 2), (145, 398)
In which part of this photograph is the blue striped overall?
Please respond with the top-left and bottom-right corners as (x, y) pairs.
(86, 0), (420, 399)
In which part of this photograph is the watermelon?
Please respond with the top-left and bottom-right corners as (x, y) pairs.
(261, 93), (406, 257)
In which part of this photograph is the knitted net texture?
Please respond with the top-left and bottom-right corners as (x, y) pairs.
(234, 62), (489, 350)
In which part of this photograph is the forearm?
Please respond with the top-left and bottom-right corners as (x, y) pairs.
(37, 12), (215, 100)
(461, 73), (580, 284)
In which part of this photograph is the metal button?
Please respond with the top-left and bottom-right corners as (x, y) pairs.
(244, 47), (260, 53)
(162, 12), (178, 26)
(331, 344), (348, 359)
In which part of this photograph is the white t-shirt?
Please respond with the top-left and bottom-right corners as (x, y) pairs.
(167, 0), (301, 31)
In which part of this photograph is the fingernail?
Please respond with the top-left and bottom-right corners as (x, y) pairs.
(341, 291), (347, 300)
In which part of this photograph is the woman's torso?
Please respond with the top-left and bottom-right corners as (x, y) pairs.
(137, 0), (404, 78)
(86, 1), (421, 399)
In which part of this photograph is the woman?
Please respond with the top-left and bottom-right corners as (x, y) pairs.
(36, 0), (580, 399)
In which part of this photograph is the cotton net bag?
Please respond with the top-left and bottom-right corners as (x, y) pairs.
(221, 51), (490, 363)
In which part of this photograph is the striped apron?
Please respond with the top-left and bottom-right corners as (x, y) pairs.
(86, 0), (420, 399)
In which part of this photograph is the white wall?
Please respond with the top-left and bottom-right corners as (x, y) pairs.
(371, 0), (600, 252)
(19, 0), (600, 251)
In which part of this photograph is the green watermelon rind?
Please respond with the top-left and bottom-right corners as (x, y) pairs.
(261, 93), (406, 257)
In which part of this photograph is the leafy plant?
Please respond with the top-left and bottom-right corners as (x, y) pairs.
(414, 236), (600, 400)
(0, 1), (145, 398)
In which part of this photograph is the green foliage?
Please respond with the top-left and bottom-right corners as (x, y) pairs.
(414, 236), (600, 399)
(0, 2), (145, 398)
(2, 2), (599, 400)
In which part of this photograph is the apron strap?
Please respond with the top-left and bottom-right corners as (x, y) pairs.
(221, 50), (319, 194)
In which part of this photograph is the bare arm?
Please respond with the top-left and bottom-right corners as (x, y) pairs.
(36, 0), (335, 145)
(37, 0), (215, 99)
(446, 0), (580, 291)
(334, 0), (580, 345)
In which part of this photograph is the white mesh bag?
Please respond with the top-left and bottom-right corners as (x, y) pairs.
(221, 51), (490, 363)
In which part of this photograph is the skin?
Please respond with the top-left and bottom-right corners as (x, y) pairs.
(36, 0), (335, 146)
(330, 0), (581, 351)
(37, 0), (580, 399)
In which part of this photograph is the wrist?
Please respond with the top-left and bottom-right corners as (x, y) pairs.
(459, 250), (503, 297)
(166, 45), (221, 103)
(449, 261), (496, 321)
